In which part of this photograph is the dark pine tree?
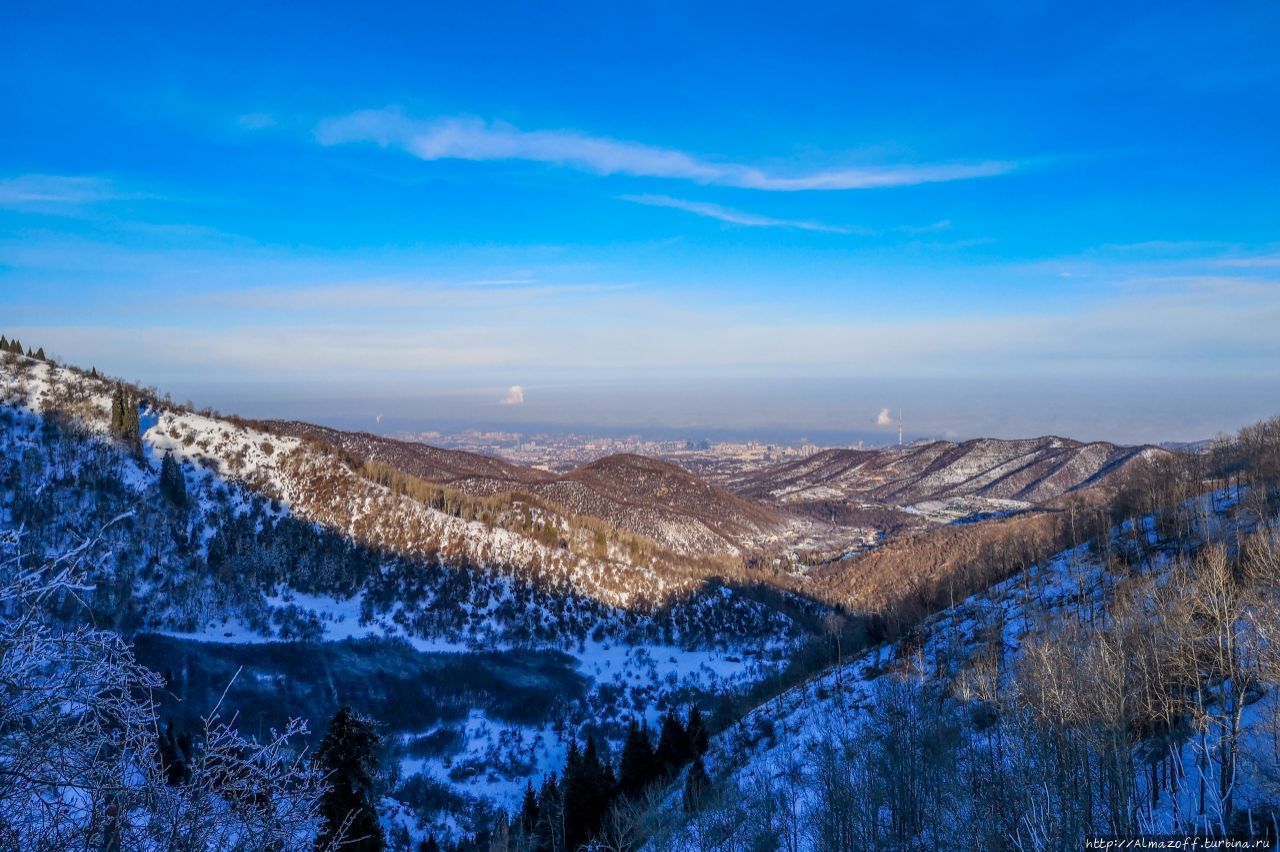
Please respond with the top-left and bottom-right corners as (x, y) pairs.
(535, 772), (560, 852)
(618, 719), (659, 798)
(560, 741), (585, 850)
(686, 705), (710, 757)
(561, 738), (613, 851)
(109, 383), (142, 451)
(160, 451), (187, 507)
(314, 706), (385, 852)
(125, 400), (140, 448)
(519, 780), (539, 838)
(581, 738), (612, 841)
(417, 836), (440, 852)
(655, 708), (692, 776)
(158, 720), (190, 786)
(683, 755), (710, 814)
(110, 384), (124, 435)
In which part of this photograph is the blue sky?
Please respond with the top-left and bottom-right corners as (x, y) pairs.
(2, 2), (1278, 442)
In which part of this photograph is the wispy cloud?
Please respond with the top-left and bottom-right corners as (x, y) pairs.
(897, 219), (952, 235)
(620, 193), (857, 233)
(0, 174), (143, 210)
(622, 195), (957, 236)
(237, 112), (277, 130)
(176, 281), (634, 319)
(1100, 239), (1230, 254)
(467, 277), (540, 286)
(315, 110), (1018, 191)
(1214, 254), (1280, 268)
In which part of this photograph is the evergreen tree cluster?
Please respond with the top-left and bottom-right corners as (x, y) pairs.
(0, 335), (44, 359)
(441, 705), (711, 852)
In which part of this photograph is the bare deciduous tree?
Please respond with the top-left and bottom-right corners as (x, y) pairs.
(0, 526), (341, 851)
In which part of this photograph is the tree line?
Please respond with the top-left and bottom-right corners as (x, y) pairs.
(0, 334), (46, 360)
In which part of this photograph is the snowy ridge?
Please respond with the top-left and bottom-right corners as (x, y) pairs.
(730, 435), (1165, 524)
(269, 422), (791, 558)
(4, 356), (738, 610)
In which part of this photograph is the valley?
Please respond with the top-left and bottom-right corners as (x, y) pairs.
(3, 346), (1278, 849)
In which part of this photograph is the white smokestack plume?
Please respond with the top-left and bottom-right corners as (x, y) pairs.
(500, 385), (525, 406)
(876, 408), (894, 426)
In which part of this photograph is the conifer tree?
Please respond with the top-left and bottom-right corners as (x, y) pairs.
(655, 708), (692, 775)
(582, 737), (613, 838)
(519, 780), (539, 838)
(560, 741), (585, 850)
(109, 382), (141, 450)
(110, 384), (125, 435)
(561, 738), (611, 851)
(0, 336), (7, 351)
(683, 756), (710, 814)
(160, 451), (186, 507)
(33, 347), (45, 361)
(686, 705), (709, 757)
(618, 719), (659, 797)
(314, 706), (384, 852)
(125, 401), (140, 445)
(535, 772), (561, 852)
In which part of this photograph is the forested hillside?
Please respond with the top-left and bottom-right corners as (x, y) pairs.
(4, 342), (1278, 849)
(0, 348), (819, 843)
(638, 419), (1280, 849)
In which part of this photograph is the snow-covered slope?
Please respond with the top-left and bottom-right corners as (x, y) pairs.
(0, 351), (818, 838)
(730, 436), (1166, 525)
(3, 355), (776, 610)
(657, 486), (1280, 849)
(269, 421), (790, 558)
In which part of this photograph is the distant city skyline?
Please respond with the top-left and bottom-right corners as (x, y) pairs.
(98, 373), (1278, 446)
(4, 2), (1278, 443)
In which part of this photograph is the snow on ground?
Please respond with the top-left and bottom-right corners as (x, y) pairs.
(400, 709), (567, 811)
(675, 486), (1271, 848)
(157, 619), (279, 644)
(157, 583), (791, 820)
(2, 356), (809, 832)
(901, 494), (1031, 523)
(771, 485), (846, 503)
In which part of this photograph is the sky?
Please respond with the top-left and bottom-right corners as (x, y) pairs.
(2, 1), (1278, 443)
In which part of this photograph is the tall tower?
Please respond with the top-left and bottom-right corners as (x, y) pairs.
(898, 410), (903, 447)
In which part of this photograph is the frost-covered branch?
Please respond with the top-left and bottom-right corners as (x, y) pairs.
(0, 526), (338, 850)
